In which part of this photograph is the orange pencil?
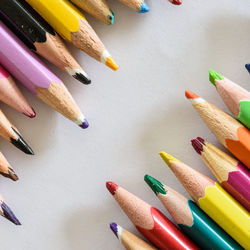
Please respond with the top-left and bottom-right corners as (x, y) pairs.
(185, 90), (250, 169)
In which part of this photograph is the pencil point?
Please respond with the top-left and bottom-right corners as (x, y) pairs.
(1, 202), (21, 225)
(138, 1), (150, 13)
(170, 0), (182, 5)
(105, 56), (119, 71)
(110, 222), (118, 238)
(185, 90), (200, 99)
(7, 168), (19, 181)
(209, 69), (224, 86)
(106, 181), (118, 195)
(79, 118), (89, 129)
(108, 10), (115, 25)
(11, 128), (34, 155)
(144, 175), (166, 195)
(191, 137), (205, 155)
(73, 72), (91, 85)
(159, 152), (180, 166)
(24, 108), (36, 118)
(245, 64), (250, 73)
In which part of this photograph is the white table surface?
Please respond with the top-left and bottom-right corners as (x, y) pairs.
(0, 0), (250, 249)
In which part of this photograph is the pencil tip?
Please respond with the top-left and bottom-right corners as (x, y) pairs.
(7, 168), (19, 181)
(245, 64), (250, 73)
(11, 128), (34, 155)
(185, 90), (200, 99)
(170, 0), (182, 5)
(105, 56), (119, 71)
(79, 118), (89, 129)
(191, 137), (205, 155)
(1, 202), (21, 225)
(209, 69), (223, 86)
(144, 175), (166, 195)
(106, 181), (118, 195)
(73, 72), (91, 85)
(110, 222), (119, 238)
(108, 10), (115, 25)
(138, 1), (150, 13)
(159, 152), (180, 166)
(24, 108), (36, 118)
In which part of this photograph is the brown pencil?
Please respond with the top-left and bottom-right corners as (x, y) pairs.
(0, 152), (18, 181)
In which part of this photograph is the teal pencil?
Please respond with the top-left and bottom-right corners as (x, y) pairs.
(144, 175), (243, 250)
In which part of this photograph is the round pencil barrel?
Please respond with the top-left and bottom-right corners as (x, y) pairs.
(185, 90), (250, 169)
(0, 0), (91, 85)
(110, 222), (157, 250)
(144, 175), (243, 250)
(159, 152), (250, 249)
(71, 0), (114, 25)
(106, 181), (199, 250)
(191, 137), (250, 211)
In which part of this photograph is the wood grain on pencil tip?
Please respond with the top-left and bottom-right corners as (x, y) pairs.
(185, 90), (250, 170)
(159, 152), (250, 248)
(71, 0), (114, 25)
(0, 0), (91, 85)
(106, 181), (199, 250)
(109, 222), (157, 249)
(0, 21), (89, 129)
(0, 65), (35, 117)
(118, 0), (150, 13)
(26, 0), (119, 71)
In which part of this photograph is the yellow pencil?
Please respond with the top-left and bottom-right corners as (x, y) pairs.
(25, 0), (118, 70)
(159, 152), (250, 249)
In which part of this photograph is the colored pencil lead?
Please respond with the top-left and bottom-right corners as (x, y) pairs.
(169, 0), (182, 5)
(191, 137), (204, 154)
(245, 64), (250, 73)
(6, 168), (18, 181)
(10, 128), (34, 155)
(139, 2), (150, 13)
(1, 201), (21, 225)
(144, 174), (166, 195)
(110, 222), (119, 238)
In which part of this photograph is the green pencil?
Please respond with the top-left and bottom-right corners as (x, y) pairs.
(144, 175), (243, 250)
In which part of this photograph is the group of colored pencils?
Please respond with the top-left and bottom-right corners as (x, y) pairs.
(107, 69), (250, 249)
(0, 0), (182, 227)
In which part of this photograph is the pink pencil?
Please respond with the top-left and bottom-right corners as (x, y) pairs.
(0, 64), (35, 118)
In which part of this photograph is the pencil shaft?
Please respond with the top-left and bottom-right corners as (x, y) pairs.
(0, 0), (90, 84)
(0, 21), (88, 128)
(25, 0), (118, 70)
(71, 0), (114, 25)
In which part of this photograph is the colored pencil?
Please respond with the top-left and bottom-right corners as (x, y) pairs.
(168, 0), (182, 5)
(117, 0), (149, 13)
(245, 64), (250, 74)
(191, 137), (250, 211)
(0, 21), (88, 129)
(144, 175), (243, 250)
(0, 195), (21, 225)
(159, 152), (250, 248)
(185, 90), (250, 170)
(106, 181), (199, 250)
(110, 222), (157, 250)
(0, 65), (35, 118)
(0, 109), (33, 155)
(209, 69), (250, 129)
(26, 0), (119, 71)
(0, 152), (18, 181)
(0, 0), (90, 85)
(71, 0), (114, 25)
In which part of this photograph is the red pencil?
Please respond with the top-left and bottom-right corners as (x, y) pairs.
(106, 181), (199, 250)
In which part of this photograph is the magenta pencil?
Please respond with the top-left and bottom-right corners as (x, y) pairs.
(0, 21), (88, 128)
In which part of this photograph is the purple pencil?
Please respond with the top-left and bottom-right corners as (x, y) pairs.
(191, 137), (250, 211)
(0, 21), (88, 129)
